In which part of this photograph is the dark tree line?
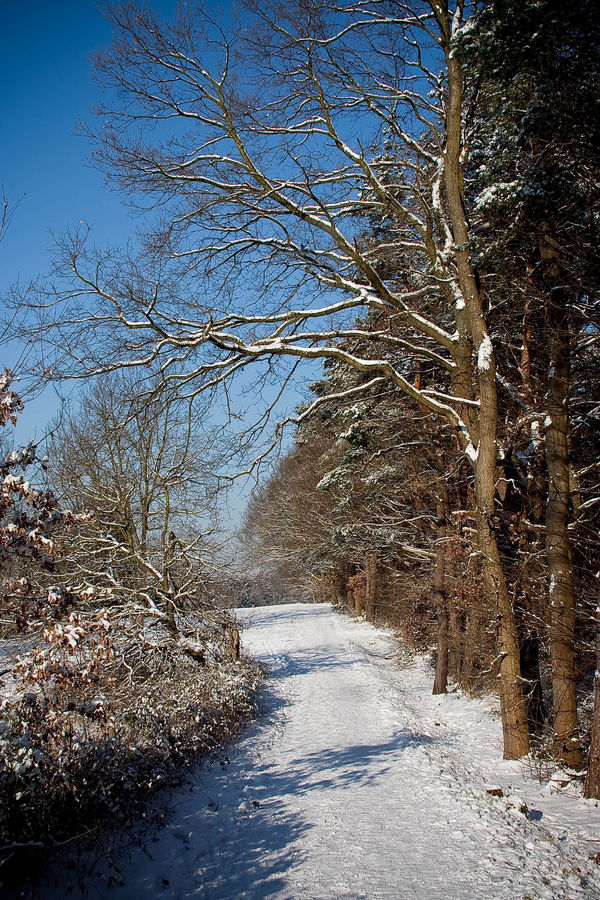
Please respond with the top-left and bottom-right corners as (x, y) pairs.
(241, 0), (600, 787)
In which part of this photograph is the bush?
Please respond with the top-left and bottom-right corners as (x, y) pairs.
(0, 618), (262, 886)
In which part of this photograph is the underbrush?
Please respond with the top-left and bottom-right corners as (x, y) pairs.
(0, 614), (262, 888)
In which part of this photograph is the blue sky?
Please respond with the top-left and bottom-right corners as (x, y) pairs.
(0, 0), (293, 525)
(0, 0), (178, 437)
(3, 1), (129, 286)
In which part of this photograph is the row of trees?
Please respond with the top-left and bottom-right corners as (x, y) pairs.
(241, 313), (599, 775)
(239, 0), (600, 790)
(5, 0), (599, 788)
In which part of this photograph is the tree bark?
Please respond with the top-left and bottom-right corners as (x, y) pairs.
(584, 623), (600, 798)
(475, 505), (529, 757)
(545, 299), (582, 768)
(354, 582), (363, 618)
(433, 490), (449, 694)
(519, 623), (546, 732)
(463, 605), (482, 690)
(166, 598), (178, 636)
(334, 564), (352, 615)
(365, 553), (378, 623)
(535, 224), (582, 768)
(438, 3), (530, 758)
(164, 528), (179, 637)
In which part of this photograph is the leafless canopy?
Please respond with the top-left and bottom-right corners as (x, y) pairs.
(24, 1), (483, 455)
(15, 1), (539, 758)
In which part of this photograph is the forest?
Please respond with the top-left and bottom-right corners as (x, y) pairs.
(1, 0), (600, 885)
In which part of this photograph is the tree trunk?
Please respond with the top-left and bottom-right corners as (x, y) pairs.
(449, 605), (462, 682)
(474, 497), (530, 757)
(354, 582), (362, 618)
(334, 564), (351, 614)
(536, 224), (582, 768)
(163, 507), (178, 637)
(584, 623), (600, 798)
(463, 605), (482, 690)
(166, 598), (178, 636)
(439, 4), (530, 758)
(365, 553), (378, 623)
(433, 490), (449, 694)
(519, 623), (546, 733)
(545, 303), (582, 768)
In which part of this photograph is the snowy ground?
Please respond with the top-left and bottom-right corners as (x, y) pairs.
(47, 603), (600, 899)
(0, 636), (30, 699)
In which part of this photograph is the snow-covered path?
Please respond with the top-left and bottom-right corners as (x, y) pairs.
(57, 603), (600, 899)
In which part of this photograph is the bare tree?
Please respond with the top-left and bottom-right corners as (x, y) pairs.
(47, 373), (228, 644)
(17, 1), (535, 756)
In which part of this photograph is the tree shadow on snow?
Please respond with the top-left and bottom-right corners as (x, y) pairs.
(173, 670), (441, 896)
(259, 644), (363, 678)
(165, 669), (442, 898)
(247, 730), (439, 799)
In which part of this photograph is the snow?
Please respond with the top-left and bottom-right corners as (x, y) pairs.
(473, 181), (520, 211)
(0, 637), (32, 701)
(531, 420), (543, 449)
(315, 470), (339, 492)
(477, 333), (494, 372)
(44, 603), (600, 899)
(465, 441), (479, 463)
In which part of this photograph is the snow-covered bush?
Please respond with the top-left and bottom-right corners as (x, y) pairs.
(0, 375), (262, 884)
(0, 623), (261, 880)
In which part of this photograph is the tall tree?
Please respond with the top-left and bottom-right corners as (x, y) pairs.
(461, 0), (600, 769)
(16, 0), (537, 756)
